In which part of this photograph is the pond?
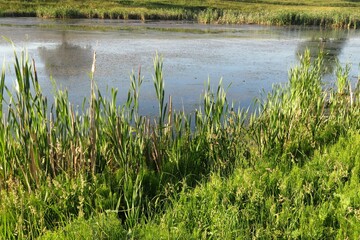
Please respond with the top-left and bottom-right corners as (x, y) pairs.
(1, 18), (360, 115)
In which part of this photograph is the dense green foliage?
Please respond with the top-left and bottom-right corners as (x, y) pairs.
(0, 48), (360, 239)
(38, 133), (360, 239)
(0, 0), (360, 28)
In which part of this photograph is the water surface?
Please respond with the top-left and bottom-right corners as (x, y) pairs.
(1, 18), (360, 115)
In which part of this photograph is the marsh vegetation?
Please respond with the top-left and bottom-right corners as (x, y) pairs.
(0, 47), (360, 238)
(1, 1), (360, 238)
(1, 0), (360, 28)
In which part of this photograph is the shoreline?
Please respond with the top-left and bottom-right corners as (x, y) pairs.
(0, 0), (359, 29)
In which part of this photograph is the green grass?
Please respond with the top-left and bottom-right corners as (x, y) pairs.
(129, 132), (360, 239)
(1, 47), (360, 238)
(0, 0), (360, 28)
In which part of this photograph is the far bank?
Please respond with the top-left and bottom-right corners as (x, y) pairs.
(0, 0), (360, 29)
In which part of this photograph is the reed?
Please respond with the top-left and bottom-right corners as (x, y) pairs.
(1, 47), (360, 238)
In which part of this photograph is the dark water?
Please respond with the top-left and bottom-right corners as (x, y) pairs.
(1, 18), (360, 115)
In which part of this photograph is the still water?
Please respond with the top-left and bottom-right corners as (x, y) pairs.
(1, 18), (360, 115)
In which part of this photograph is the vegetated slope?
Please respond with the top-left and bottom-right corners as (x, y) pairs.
(132, 133), (360, 239)
(40, 132), (360, 239)
(0, 0), (360, 28)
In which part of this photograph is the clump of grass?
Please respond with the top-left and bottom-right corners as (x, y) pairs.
(248, 49), (360, 168)
(40, 213), (127, 239)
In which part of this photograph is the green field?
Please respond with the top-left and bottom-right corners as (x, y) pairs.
(0, 48), (360, 238)
(0, 0), (360, 28)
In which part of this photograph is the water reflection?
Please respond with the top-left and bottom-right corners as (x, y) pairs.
(296, 30), (349, 73)
(1, 18), (357, 115)
(38, 31), (93, 79)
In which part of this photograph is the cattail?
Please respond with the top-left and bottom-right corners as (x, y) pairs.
(90, 51), (96, 175)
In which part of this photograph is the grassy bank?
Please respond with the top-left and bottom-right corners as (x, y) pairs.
(0, 47), (360, 238)
(0, 0), (360, 28)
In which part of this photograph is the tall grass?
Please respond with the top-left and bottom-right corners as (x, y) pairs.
(1, 0), (360, 28)
(1, 47), (360, 238)
(197, 9), (360, 29)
